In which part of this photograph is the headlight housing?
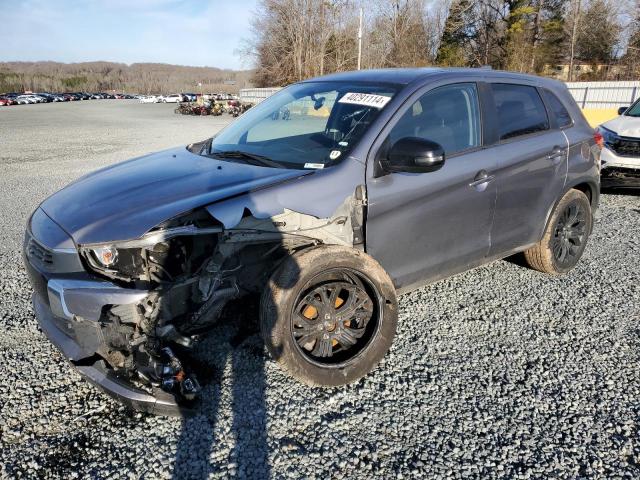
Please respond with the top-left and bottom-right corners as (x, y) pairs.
(82, 243), (149, 281)
(79, 224), (222, 283)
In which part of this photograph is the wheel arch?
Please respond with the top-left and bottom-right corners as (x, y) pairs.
(541, 179), (599, 238)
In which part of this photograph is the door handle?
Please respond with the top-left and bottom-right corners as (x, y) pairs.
(547, 146), (565, 163)
(469, 170), (495, 188)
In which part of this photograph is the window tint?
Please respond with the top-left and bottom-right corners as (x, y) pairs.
(491, 84), (549, 140)
(388, 83), (481, 156)
(541, 89), (572, 128)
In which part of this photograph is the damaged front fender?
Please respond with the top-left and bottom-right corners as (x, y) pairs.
(68, 158), (369, 407)
(205, 155), (366, 229)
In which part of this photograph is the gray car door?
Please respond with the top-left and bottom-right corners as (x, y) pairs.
(365, 82), (498, 291)
(485, 82), (568, 257)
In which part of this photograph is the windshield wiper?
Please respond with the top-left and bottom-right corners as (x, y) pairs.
(210, 150), (286, 168)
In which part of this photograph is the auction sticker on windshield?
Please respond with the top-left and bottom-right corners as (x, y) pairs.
(338, 92), (391, 109)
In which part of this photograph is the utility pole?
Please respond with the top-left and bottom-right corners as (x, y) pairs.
(357, 7), (363, 70)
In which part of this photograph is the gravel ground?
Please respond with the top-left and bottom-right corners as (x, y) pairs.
(1, 100), (639, 479)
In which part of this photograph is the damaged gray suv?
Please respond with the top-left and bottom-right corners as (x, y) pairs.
(24, 68), (599, 414)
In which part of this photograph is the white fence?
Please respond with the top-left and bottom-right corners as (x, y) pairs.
(239, 87), (282, 104)
(242, 82), (640, 109)
(565, 81), (640, 109)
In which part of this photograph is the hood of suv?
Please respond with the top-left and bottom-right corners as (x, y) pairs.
(602, 115), (640, 138)
(40, 146), (310, 244)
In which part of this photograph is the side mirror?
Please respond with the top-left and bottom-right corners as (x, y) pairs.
(382, 137), (445, 173)
(618, 106), (628, 115)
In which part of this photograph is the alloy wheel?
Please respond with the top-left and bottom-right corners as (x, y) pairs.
(551, 200), (588, 267)
(291, 269), (380, 367)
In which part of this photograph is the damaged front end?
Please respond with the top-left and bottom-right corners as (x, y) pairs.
(29, 189), (366, 414)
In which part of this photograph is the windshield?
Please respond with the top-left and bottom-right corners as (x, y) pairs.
(625, 98), (640, 117)
(209, 81), (399, 169)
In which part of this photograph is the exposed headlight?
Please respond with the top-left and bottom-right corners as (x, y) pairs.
(79, 224), (222, 283)
(92, 245), (118, 267)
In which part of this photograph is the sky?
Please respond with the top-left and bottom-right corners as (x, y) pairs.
(0, 0), (259, 70)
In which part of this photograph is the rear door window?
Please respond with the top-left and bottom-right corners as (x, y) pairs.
(491, 84), (550, 140)
(541, 89), (573, 128)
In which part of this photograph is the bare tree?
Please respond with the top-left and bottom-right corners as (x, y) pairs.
(0, 62), (249, 94)
(566, 0), (582, 80)
(244, 0), (444, 86)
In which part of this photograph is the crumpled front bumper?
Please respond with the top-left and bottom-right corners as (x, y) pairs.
(23, 210), (188, 416)
(31, 288), (184, 416)
(600, 147), (640, 187)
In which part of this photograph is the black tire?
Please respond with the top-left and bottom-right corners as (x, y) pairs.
(260, 245), (398, 386)
(524, 189), (592, 274)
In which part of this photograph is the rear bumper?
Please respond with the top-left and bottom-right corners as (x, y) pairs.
(32, 292), (185, 416)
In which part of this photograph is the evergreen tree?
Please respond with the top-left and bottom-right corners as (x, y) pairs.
(436, 0), (475, 66)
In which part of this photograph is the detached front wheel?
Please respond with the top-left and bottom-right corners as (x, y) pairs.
(260, 246), (397, 386)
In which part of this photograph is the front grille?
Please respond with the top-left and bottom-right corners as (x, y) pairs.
(26, 236), (55, 270)
(609, 137), (640, 158)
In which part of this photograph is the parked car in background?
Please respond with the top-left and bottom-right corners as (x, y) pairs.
(33, 93), (52, 103)
(162, 94), (183, 103)
(8, 94), (26, 104)
(24, 68), (599, 414)
(16, 95), (41, 104)
(139, 95), (159, 103)
(596, 99), (640, 187)
(0, 97), (12, 106)
(0, 91), (134, 105)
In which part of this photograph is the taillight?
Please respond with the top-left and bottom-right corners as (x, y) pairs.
(594, 129), (604, 149)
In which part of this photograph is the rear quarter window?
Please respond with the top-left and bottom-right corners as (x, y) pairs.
(491, 84), (550, 140)
(541, 89), (573, 128)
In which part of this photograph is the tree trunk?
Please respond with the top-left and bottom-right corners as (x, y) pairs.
(568, 0), (582, 82)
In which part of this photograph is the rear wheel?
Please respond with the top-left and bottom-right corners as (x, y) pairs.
(260, 246), (397, 386)
(524, 189), (592, 274)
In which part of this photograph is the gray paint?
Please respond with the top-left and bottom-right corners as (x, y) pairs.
(39, 146), (311, 244)
(30, 68), (598, 294)
(23, 67), (600, 411)
(29, 208), (76, 250)
(485, 129), (568, 256)
(363, 72), (596, 290)
(205, 156), (365, 228)
(48, 279), (149, 322)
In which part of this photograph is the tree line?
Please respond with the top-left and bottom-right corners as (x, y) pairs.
(0, 61), (252, 94)
(245, 0), (640, 86)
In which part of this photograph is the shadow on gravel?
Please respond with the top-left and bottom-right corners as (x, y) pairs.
(600, 187), (640, 196)
(502, 252), (529, 268)
(172, 298), (271, 479)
